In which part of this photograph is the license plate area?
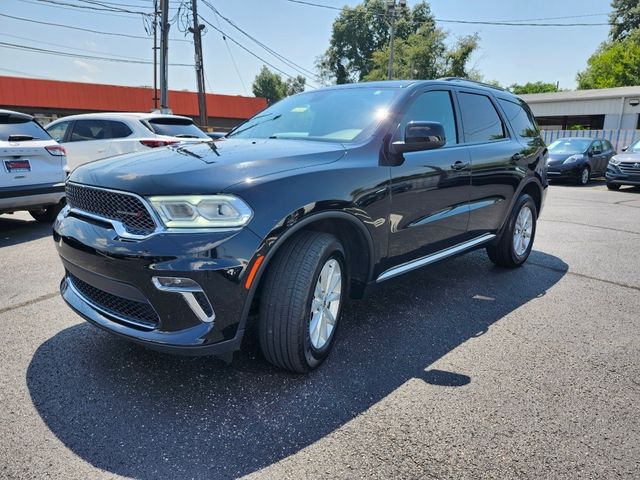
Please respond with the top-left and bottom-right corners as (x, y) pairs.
(4, 159), (31, 173)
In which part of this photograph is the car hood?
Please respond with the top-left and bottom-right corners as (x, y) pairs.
(68, 138), (347, 195)
(611, 153), (640, 163)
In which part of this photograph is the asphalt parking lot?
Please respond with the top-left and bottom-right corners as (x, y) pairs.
(1, 182), (639, 479)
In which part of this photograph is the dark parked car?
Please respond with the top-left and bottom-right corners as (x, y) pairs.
(546, 137), (615, 185)
(53, 79), (548, 373)
(606, 138), (640, 190)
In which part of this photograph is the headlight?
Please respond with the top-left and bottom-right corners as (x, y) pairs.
(609, 157), (622, 165)
(148, 195), (253, 229)
(563, 154), (584, 164)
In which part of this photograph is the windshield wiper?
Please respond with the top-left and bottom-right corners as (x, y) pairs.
(228, 114), (282, 137)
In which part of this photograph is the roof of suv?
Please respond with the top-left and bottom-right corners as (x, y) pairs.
(0, 109), (34, 121)
(48, 112), (194, 123)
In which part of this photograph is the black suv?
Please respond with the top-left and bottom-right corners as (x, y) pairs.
(54, 79), (547, 373)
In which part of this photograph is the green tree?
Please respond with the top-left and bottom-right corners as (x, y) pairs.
(318, 0), (464, 83)
(610, 0), (640, 41)
(509, 81), (560, 94)
(576, 31), (640, 89)
(252, 67), (306, 104)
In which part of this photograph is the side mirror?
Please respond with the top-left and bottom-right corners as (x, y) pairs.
(391, 121), (446, 154)
(622, 145), (629, 152)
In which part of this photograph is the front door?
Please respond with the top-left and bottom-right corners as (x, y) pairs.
(387, 89), (472, 267)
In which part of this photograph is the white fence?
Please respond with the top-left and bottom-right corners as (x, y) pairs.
(540, 129), (640, 153)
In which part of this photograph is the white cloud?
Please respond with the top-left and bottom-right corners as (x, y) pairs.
(73, 60), (101, 74)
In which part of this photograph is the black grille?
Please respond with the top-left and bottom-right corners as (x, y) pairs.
(66, 183), (157, 236)
(68, 273), (158, 329)
(619, 162), (640, 174)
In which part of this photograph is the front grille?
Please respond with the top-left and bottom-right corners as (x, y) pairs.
(619, 162), (640, 174)
(68, 273), (158, 329)
(66, 183), (157, 236)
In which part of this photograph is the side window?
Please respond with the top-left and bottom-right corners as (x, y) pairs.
(603, 140), (613, 151)
(592, 140), (603, 153)
(46, 121), (70, 143)
(69, 120), (110, 142)
(458, 92), (506, 143)
(400, 90), (458, 145)
(105, 121), (132, 139)
(498, 98), (540, 139)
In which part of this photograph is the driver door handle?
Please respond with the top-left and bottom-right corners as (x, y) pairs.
(451, 160), (469, 171)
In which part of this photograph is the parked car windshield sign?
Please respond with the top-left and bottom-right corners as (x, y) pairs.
(0, 118), (50, 141)
(548, 138), (591, 154)
(227, 87), (399, 143)
(146, 118), (209, 139)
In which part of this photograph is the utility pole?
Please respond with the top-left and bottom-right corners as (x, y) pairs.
(159, 0), (170, 113)
(152, 0), (159, 110)
(189, 0), (208, 128)
(386, 0), (407, 80)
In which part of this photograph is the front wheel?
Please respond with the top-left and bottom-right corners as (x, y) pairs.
(258, 231), (346, 373)
(606, 182), (621, 191)
(577, 166), (590, 186)
(486, 193), (537, 268)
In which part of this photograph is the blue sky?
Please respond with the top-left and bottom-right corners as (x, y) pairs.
(0, 0), (612, 96)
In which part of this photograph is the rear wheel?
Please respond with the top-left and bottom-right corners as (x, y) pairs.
(606, 182), (621, 191)
(258, 231), (346, 373)
(29, 200), (64, 223)
(486, 193), (537, 268)
(577, 166), (590, 186)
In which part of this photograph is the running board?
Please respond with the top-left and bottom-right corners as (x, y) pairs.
(376, 233), (496, 283)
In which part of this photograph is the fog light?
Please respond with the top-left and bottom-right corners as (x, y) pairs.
(151, 276), (215, 323)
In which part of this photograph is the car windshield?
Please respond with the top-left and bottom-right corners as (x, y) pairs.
(227, 87), (400, 143)
(548, 138), (592, 154)
(628, 139), (640, 153)
(145, 118), (209, 139)
(0, 117), (50, 141)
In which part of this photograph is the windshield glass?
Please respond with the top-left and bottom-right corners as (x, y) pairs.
(227, 87), (400, 142)
(145, 118), (209, 139)
(548, 138), (591, 154)
(628, 139), (640, 153)
(0, 118), (50, 141)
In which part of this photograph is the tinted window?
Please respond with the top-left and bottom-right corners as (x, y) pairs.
(400, 90), (457, 145)
(146, 118), (208, 139)
(498, 99), (539, 139)
(458, 92), (505, 143)
(108, 121), (133, 139)
(68, 119), (133, 142)
(227, 88), (400, 142)
(592, 140), (603, 153)
(0, 117), (50, 141)
(46, 121), (71, 142)
(603, 140), (614, 151)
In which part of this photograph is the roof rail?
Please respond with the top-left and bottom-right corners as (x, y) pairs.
(438, 77), (508, 92)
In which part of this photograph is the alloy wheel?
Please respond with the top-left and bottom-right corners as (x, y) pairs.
(513, 205), (533, 257)
(309, 258), (342, 350)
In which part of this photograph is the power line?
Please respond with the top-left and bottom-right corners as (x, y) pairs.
(198, 15), (317, 88)
(212, 10), (248, 95)
(201, 0), (320, 80)
(0, 12), (191, 42)
(0, 41), (193, 66)
(35, 0), (152, 15)
(17, 0), (147, 18)
(283, 0), (613, 26)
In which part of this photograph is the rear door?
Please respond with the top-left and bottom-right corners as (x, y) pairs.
(63, 119), (114, 169)
(0, 114), (65, 190)
(102, 120), (138, 157)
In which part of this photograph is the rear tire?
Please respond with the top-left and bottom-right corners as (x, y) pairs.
(606, 182), (621, 191)
(29, 200), (64, 223)
(258, 231), (346, 373)
(577, 166), (590, 186)
(486, 194), (537, 268)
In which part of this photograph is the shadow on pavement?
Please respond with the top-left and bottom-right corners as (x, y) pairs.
(0, 216), (52, 248)
(27, 249), (567, 479)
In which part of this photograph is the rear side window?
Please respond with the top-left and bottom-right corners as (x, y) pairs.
(400, 90), (458, 145)
(498, 99), (540, 139)
(0, 115), (50, 141)
(69, 120), (132, 142)
(145, 118), (208, 138)
(458, 92), (506, 143)
(46, 121), (71, 142)
(603, 140), (614, 151)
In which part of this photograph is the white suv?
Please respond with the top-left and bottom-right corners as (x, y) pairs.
(0, 109), (67, 222)
(46, 112), (210, 170)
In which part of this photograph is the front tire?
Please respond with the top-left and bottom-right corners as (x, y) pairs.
(258, 231), (346, 373)
(486, 193), (537, 268)
(606, 182), (621, 191)
(577, 166), (590, 186)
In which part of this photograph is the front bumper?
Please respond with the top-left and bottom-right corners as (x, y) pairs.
(546, 163), (583, 180)
(54, 207), (263, 355)
(606, 164), (640, 186)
